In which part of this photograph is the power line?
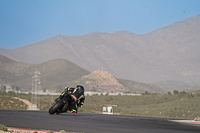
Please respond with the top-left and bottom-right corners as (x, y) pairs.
(31, 67), (41, 110)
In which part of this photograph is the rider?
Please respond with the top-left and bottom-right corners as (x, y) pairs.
(56, 85), (85, 114)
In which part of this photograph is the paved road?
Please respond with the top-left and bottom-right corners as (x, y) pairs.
(0, 109), (200, 133)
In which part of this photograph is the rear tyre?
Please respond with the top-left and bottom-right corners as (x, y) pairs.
(49, 101), (64, 114)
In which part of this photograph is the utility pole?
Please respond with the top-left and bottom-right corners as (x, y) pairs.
(31, 67), (41, 110)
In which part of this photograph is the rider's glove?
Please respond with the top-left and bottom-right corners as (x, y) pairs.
(78, 103), (83, 107)
(55, 98), (60, 102)
(65, 87), (69, 91)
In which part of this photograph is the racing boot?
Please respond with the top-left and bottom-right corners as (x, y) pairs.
(70, 101), (78, 114)
(71, 109), (77, 115)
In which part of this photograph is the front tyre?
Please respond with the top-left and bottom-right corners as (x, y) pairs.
(49, 101), (64, 114)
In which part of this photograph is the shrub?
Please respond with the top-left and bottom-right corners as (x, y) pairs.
(0, 124), (8, 132)
(60, 130), (66, 133)
(194, 117), (200, 121)
(168, 91), (172, 95)
(173, 90), (179, 95)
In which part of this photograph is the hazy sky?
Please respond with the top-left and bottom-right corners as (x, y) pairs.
(0, 0), (200, 49)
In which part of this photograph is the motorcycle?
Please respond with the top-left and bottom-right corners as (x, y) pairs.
(49, 92), (77, 115)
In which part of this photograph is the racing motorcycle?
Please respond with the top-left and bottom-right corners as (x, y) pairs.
(49, 93), (76, 115)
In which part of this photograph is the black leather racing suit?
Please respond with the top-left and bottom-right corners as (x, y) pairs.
(59, 85), (85, 113)
(68, 87), (85, 112)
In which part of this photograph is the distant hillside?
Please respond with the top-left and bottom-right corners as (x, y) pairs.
(150, 80), (200, 93)
(119, 79), (167, 94)
(64, 70), (129, 93)
(119, 79), (200, 94)
(0, 16), (200, 83)
(0, 54), (89, 90)
(1, 55), (200, 93)
(62, 71), (200, 94)
(0, 55), (31, 85)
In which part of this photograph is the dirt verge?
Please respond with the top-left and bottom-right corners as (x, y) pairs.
(13, 97), (39, 110)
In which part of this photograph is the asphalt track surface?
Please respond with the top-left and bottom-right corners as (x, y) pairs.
(1, 110), (200, 133)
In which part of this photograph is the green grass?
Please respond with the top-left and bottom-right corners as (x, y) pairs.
(79, 93), (200, 119)
(1, 91), (200, 119)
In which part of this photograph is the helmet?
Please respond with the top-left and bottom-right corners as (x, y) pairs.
(76, 85), (84, 93)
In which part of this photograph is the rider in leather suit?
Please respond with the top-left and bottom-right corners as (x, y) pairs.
(57, 85), (85, 114)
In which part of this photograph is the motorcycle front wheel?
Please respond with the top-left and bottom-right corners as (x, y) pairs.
(49, 101), (64, 114)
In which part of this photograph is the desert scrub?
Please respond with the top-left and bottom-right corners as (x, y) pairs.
(59, 130), (65, 133)
(1, 91), (200, 119)
(194, 117), (200, 121)
(0, 96), (28, 110)
(0, 124), (8, 132)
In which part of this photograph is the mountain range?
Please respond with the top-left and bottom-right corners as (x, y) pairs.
(0, 54), (89, 91)
(0, 54), (199, 94)
(0, 15), (200, 85)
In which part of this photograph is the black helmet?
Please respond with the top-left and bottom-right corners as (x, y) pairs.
(76, 85), (84, 93)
